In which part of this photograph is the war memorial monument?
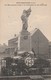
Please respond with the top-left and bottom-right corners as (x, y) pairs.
(18, 8), (33, 55)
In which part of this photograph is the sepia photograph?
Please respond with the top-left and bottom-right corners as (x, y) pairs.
(0, 0), (51, 80)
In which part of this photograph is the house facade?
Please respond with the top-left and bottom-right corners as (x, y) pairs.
(31, 28), (49, 59)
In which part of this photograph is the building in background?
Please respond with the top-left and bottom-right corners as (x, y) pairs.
(8, 35), (18, 57)
(7, 28), (50, 59)
(0, 43), (9, 59)
(49, 42), (51, 59)
(0, 43), (7, 53)
(31, 28), (49, 59)
(0, 28), (50, 59)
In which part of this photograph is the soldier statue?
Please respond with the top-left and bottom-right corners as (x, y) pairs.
(21, 7), (31, 31)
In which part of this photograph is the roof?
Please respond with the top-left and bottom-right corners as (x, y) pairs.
(31, 28), (38, 36)
(31, 28), (48, 41)
(8, 37), (18, 42)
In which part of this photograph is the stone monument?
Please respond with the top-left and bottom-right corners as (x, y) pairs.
(18, 8), (32, 54)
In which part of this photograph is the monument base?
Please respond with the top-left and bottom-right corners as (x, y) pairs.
(17, 51), (34, 58)
(18, 30), (32, 53)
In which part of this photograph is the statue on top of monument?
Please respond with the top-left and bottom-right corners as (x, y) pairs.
(21, 7), (31, 31)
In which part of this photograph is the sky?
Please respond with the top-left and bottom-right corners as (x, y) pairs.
(0, 0), (51, 45)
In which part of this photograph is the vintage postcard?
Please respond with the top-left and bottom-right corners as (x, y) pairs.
(0, 0), (51, 80)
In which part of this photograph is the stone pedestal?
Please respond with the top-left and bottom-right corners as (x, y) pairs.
(18, 30), (32, 54)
